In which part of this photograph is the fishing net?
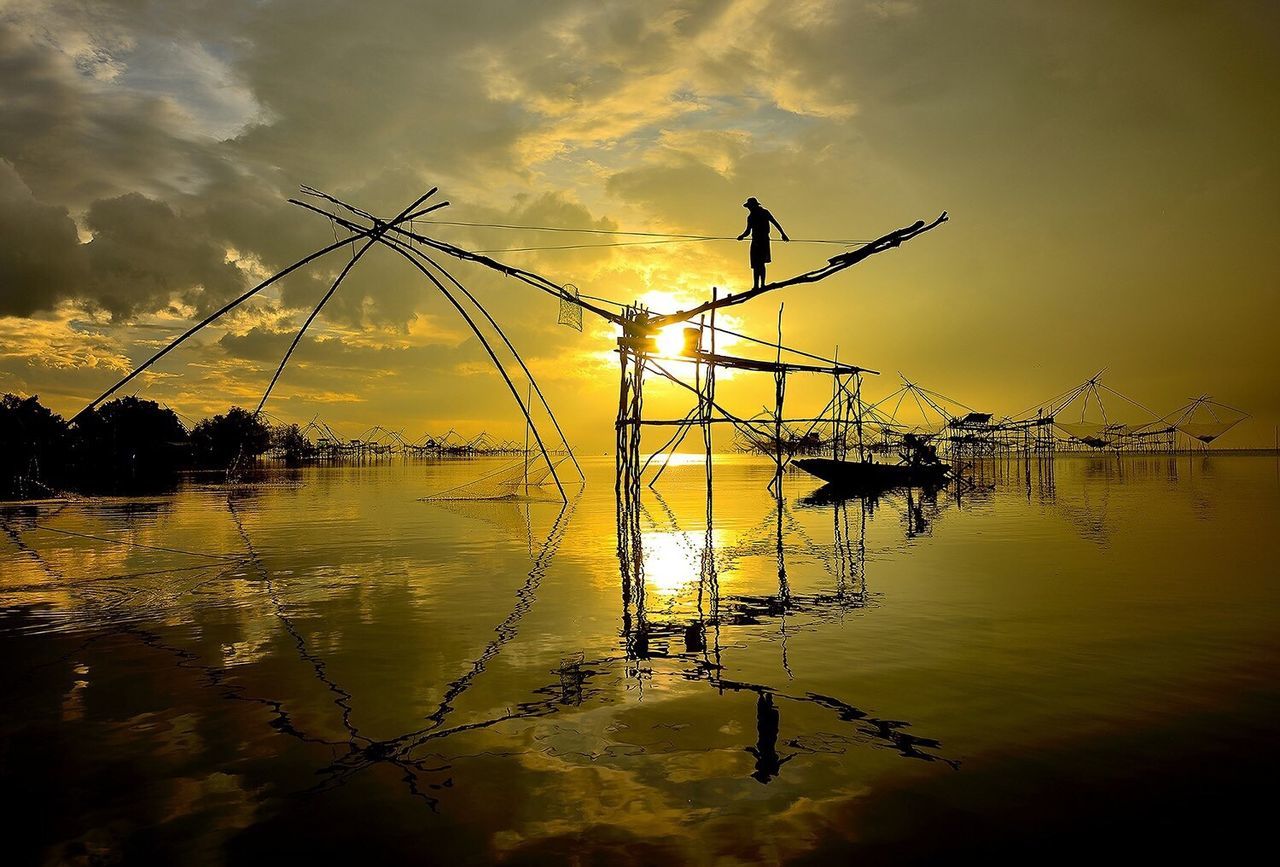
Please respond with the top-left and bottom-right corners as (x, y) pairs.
(1055, 421), (1118, 447)
(1177, 423), (1235, 444)
(558, 284), (583, 332)
(1167, 398), (1247, 445)
(420, 456), (568, 501)
(428, 497), (537, 538)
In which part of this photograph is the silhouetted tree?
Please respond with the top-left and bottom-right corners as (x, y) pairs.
(0, 394), (69, 499)
(69, 396), (189, 493)
(191, 407), (271, 467)
(270, 423), (317, 465)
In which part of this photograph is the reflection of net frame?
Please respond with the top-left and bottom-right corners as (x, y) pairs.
(558, 284), (583, 332)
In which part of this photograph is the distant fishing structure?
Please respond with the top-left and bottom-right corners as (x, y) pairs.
(733, 371), (1250, 461)
(270, 418), (555, 462)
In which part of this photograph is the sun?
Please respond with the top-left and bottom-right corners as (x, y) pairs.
(602, 288), (741, 365)
(654, 324), (689, 357)
(632, 290), (701, 357)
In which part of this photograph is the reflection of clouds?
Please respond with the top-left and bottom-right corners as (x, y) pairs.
(220, 624), (274, 668)
(497, 695), (880, 864)
(159, 771), (259, 832)
(495, 741), (719, 858)
(61, 662), (89, 722)
(114, 711), (206, 759)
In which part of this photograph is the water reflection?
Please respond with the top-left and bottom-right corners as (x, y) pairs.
(614, 462), (956, 781)
(746, 692), (790, 783)
(2, 454), (1278, 862)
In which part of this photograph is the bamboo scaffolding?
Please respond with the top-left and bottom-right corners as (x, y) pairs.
(289, 199), (583, 481)
(74, 183), (960, 497)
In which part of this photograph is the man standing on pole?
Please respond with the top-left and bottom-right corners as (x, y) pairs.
(737, 197), (789, 289)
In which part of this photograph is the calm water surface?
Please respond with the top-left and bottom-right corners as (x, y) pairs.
(2, 455), (1278, 864)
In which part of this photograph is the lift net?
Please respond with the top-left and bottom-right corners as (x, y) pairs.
(1174, 399), (1248, 444)
(1055, 421), (1134, 448)
(557, 284), (583, 332)
(420, 456), (567, 501)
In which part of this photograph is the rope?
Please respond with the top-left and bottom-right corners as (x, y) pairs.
(469, 237), (867, 254)
(31, 524), (243, 561)
(413, 217), (871, 245)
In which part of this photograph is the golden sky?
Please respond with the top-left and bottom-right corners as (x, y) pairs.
(1, 0), (1276, 448)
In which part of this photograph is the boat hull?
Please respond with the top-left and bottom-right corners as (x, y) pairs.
(794, 458), (950, 490)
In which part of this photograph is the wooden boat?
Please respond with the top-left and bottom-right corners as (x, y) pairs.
(794, 457), (950, 490)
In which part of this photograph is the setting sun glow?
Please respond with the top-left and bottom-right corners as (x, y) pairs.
(655, 325), (690, 358)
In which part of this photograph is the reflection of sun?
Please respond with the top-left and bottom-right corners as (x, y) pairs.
(642, 530), (701, 594)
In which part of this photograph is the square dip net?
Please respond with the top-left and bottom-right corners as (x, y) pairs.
(420, 456), (568, 502)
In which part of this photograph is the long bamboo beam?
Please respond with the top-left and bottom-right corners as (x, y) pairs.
(647, 211), (949, 328)
(619, 417), (846, 426)
(650, 350), (876, 376)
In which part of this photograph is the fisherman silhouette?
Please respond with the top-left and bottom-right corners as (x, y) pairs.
(744, 692), (793, 783)
(737, 197), (789, 289)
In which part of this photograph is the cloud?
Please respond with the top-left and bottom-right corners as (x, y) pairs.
(0, 304), (129, 372)
(0, 162), (250, 320)
(0, 160), (85, 315)
(82, 192), (248, 318)
(0, 0), (1277, 444)
(0, 20), (227, 205)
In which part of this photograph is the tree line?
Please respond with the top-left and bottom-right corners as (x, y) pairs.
(0, 394), (317, 499)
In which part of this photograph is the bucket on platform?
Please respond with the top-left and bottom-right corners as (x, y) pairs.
(681, 326), (702, 356)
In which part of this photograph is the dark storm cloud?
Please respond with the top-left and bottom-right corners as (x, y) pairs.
(82, 193), (247, 318)
(0, 160), (84, 316)
(0, 158), (249, 319)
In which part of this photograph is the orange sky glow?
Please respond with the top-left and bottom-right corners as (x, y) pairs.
(1, 1), (1276, 449)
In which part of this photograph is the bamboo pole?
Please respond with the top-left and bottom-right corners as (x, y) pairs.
(376, 237), (568, 502)
(647, 212), (948, 328)
(772, 304), (785, 495)
(254, 190), (437, 415)
(71, 195), (445, 422)
(290, 198), (584, 481)
(645, 407), (698, 485)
